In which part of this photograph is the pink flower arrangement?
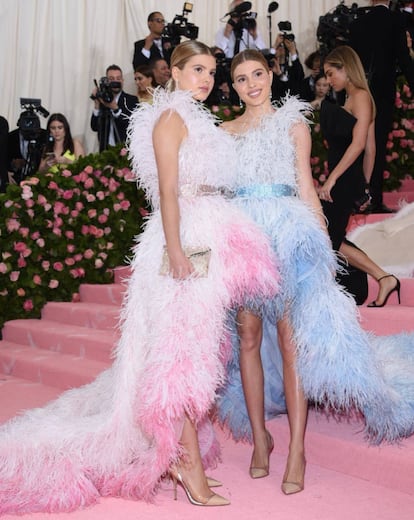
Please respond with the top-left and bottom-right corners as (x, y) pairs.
(0, 144), (149, 328)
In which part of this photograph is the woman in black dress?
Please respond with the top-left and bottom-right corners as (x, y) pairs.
(319, 45), (400, 307)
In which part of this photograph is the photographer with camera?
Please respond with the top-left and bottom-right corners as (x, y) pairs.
(270, 26), (304, 101)
(215, 1), (266, 59)
(90, 64), (138, 152)
(132, 12), (173, 69)
(7, 100), (48, 187)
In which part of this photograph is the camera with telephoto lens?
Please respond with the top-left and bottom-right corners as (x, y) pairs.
(90, 77), (122, 104)
(18, 98), (49, 141)
(163, 2), (199, 47)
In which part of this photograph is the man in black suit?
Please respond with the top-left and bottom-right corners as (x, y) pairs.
(90, 64), (138, 152)
(132, 12), (173, 69)
(0, 116), (8, 192)
(349, 0), (414, 213)
(6, 114), (47, 187)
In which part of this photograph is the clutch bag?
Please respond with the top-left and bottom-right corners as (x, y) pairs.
(159, 246), (211, 277)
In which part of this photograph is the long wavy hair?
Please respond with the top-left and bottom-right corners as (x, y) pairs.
(324, 45), (376, 118)
(166, 40), (214, 92)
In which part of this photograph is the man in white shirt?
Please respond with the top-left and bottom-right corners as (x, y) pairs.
(215, 0), (266, 59)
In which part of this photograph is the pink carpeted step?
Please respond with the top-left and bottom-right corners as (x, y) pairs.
(113, 265), (131, 284)
(268, 409), (414, 496)
(79, 283), (125, 306)
(359, 305), (414, 334)
(366, 276), (414, 307)
(0, 340), (108, 389)
(2, 319), (117, 363)
(347, 212), (393, 233)
(384, 190), (414, 208)
(41, 301), (120, 330)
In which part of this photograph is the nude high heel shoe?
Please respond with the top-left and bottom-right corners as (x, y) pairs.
(170, 468), (230, 506)
(249, 430), (274, 479)
(281, 457), (306, 495)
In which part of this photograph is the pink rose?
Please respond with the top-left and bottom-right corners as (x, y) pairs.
(72, 292), (80, 302)
(113, 203), (121, 212)
(86, 194), (96, 202)
(120, 147), (128, 156)
(117, 192), (125, 200)
(88, 209), (97, 218)
(37, 194), (47, 206)
(81, 225), (89, 235)
(42, 261), (50, 271)
(48, 181), (59, 190)
(31, 231), (40, 240)
(17, 257), (27, 268)
(53, 227), (62, 236)
(75, 202), (84, 211)
(19, 227), (30, 238)
(0, 263), (8, 274)
(211, 105), (219, 113)
(98, 252), (108, 260)
(14, 242), (27, 253)
(106, 242), (114, 250)
(84, 249), (94, 259)
(53, 262), (64, 271)
(383, 170), (391, 179)
(7, 219), (20, 232)
(74, 253), (83, 262)
(65, 230), (75, 240)
(49, 279), (59, 289)
(65, 257), (76, 266)
(139, 207), (149, 217)
(27, 209), (35, 218)
(67, 244), (75, 253)
(96, 191), (105, 200)
(98, 214), (108, 224)
(33, 275), (42, 285)
(95, 258), (104, 268)
(36, 238), (45, 248)
(10, 271), (20, 282)
(104, 227), (111, 235)
(23, 300), (34, 311)
(25, 199), (35, 208)
(17, 288), (26, 297)
(61, 169), (72, 177)
(70, 210), (79, 218)
(84, 178), (94, 189)
(84, 165), (94, 174)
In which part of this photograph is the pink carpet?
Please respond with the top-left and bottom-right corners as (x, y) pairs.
(1, 184), (413, 519)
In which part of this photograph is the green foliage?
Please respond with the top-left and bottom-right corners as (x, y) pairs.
(0, 144), (149, 329)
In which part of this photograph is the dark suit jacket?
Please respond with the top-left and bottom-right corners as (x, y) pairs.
(0, 116), (9, 191)
(7, 127), (47, 183)
(90, 91), (138, 147)
(349, 5), (414, 103)
(132, 38), (172, 69)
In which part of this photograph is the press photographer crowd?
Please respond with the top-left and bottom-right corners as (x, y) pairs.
(1, 0), (414, 216)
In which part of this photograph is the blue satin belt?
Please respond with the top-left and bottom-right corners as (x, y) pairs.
(236, 184), (296, 198)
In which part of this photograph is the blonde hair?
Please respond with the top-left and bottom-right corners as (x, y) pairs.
(324, 45), (376, 118)
(166, 40), (214, 92)
(230, 49), (270, 80)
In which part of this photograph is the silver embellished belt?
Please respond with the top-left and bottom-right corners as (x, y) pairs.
(180, 184), (235, 198)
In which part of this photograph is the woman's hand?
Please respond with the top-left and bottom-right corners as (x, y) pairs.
(167, 249), (195, 279)
(318, 177), (335, 203)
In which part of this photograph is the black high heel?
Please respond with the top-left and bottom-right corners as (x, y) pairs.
(367, 274), (401, 307)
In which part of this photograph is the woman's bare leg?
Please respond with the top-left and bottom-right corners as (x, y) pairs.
(237, 310), (272, 475)
(339, 242), (398, 305)
(277, 316), (307, 493)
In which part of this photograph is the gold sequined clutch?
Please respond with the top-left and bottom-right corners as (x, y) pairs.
(159, 246), (212, 277)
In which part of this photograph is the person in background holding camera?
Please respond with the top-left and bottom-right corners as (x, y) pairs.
(38, 113), (84, 173)
(270, 30), (304, 101)
(320, 45), (400, 307)
(132, 12), (172, 69)
(309, 73), (330, 110)
(90, 64), (138, 152)
(7, 112), (47, 186)
(215, 0), (266, 59)
(300, 50), (322, 102)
